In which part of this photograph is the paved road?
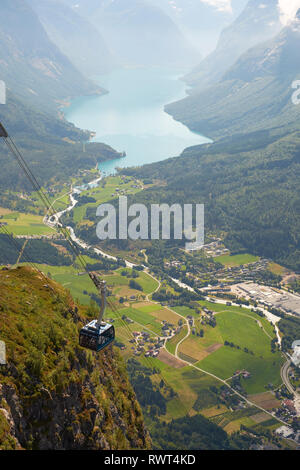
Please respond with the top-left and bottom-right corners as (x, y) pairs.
(281, 360), (294, 395)
(45, 176), (289, 424)
(280, 359), (300, 417)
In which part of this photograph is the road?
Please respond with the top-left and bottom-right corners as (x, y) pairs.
(44, 175), (289, 425)
(281, 359), (300, 417)
(281, 360), (294, 395)
(138, 277), (288, 425)
(160, 296), (287, 424)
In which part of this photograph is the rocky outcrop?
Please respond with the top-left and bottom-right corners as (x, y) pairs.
(0, 267), (151, 450)
(0, 349), (150, 450)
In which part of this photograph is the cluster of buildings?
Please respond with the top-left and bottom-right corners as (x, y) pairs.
(169, 259), (272, 292)
(215, 259), (270, 283)
(201, 239), (230, 258)
(130, 331), (165, 358)
(111, 177), (142, 198)
(276, 425), (300, 443)
(161, 320), (179, 338)
(234, 369), (252, 379)
(164, 260), (184, 269)
(282, 400), (297, 415)
(275, 400), (298, 423)
(231, 282), (300, 316)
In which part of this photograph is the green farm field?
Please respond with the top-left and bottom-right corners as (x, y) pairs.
(72, 175), (144, 223)
(172, 302), (284, 394)
(24, 263), (98, 304)
(166, 326), (188, 355)
(0, 212), (55, 236)
(215, 253), (259, 267)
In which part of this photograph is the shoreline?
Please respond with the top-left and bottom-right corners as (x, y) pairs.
(62, 67), (211, 174)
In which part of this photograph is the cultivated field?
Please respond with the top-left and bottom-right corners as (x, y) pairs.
(0, 212), (54, 236)
(215, 253), (259, 267)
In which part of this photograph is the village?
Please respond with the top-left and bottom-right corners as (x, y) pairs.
(164, 255), (274, 289)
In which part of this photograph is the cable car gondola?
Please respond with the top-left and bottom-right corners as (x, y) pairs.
(0, 121), (115, 353)
(79, 319), (115, 352)
(79, 274), (115, 352)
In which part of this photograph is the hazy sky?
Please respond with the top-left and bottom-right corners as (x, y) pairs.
(201, 0), (232, 12)
(201, 0), (300, 23)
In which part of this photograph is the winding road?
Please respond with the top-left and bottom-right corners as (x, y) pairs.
(44, 174), (294, 425)
(281, 359), (300, 416)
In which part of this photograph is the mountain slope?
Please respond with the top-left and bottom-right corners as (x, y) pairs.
(28, 0), (113, 76)
(64, 0), (198, 67)
(166, 11), (300, 139)
(0, 266), (151, 450)
(150, 0), (248, 55)
(122, 128), (300, 271)
(184, 0), (282, 91)
(0, 91), (122, 192)
(0, 0), (100, 113)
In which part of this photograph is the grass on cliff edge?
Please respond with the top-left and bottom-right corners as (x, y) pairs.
(0, 266), (150, 450)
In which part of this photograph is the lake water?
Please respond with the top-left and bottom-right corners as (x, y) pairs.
(65, 68), (210, 174)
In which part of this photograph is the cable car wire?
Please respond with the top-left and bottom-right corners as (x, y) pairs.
(2, 134), (88, 273)
(0, 124), (190, 413)
(0, 224), (54, 283)
(106, 295), (190, 415)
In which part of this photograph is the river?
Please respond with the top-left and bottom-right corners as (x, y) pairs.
(65, 67), (210, 174)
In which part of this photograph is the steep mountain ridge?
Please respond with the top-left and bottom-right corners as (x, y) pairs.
(166, 10), (300, 139)
(0, 91), (122, 192)
(0, 1), (121, 193)
(63, 0), (198, 67)
(0, 0), (100, 112)
(28, 0), (113, 76)
(223, 9), (300, 81)
(0, 267), (151, 450)
(184, 0), (282, 91)
(122, 129), (300, 271)
(150, 0), (248, 55)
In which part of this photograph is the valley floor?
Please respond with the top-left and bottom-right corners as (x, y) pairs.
(1, 170), (299, 446)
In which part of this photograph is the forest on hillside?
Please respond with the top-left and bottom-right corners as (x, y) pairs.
(122, 129), (300, 271)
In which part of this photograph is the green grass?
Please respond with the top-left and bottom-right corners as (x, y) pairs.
(171, 305), (285, 394)
(103, 270), (158, 296)
(0, 212), (54, 236)
(198, 346), (283, 395)
(104, 273), (129, 287)
(0, 266), (151, 450)
(172, 305), (196, 317)
(215, 253), (259, 267)
(198, 300), (277, 339)
(136, 304), (162, 313)
(115, 269), (159, 295)
(19, 263), (98, 305)
(166, 326), (188, 355)
(162, 367), (220, 420)
(119, 307), (162, 335)
(19, 263), (283, 395)
(72, 175), (143, 223)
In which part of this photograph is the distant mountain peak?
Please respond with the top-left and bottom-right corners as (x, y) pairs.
(184, 0), (282, 90)
(287, 6), (300, 33)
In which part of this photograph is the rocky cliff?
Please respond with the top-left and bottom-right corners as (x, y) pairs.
(0, 267), (151, 450)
